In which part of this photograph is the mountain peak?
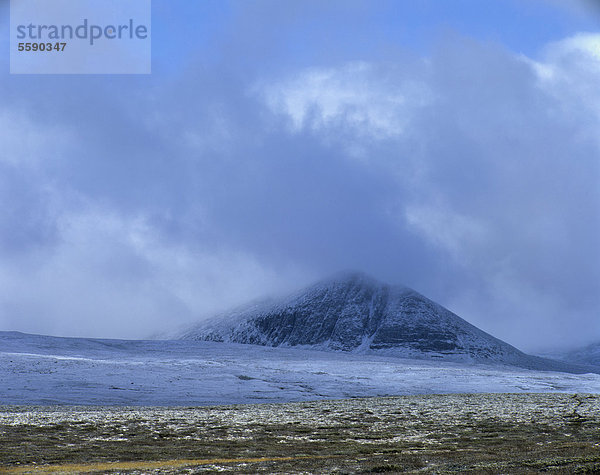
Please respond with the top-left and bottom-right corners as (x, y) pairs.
(303, 270), (411, 300)
(180, 271), (486, 356)
(322, 270), (381, 285)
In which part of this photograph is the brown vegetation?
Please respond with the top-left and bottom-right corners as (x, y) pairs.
(1, 393), (599, 473)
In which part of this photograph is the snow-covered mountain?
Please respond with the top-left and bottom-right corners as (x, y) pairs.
(541, 342), (600, 368)
(179, 272), (595, 374)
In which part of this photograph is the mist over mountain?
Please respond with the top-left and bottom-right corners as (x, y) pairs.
(179, 272), (595, 374)
(541, 342), (600, 368)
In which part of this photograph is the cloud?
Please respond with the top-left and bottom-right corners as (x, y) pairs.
(0, 20), (598, 351)
(0, 202), (312, 338)
(404, 203), (489, 264)
(531, 33), (600, 128)
(257, 61), (432, 141)
(0, 110), (73, 168)
(251, 33), (600, 350)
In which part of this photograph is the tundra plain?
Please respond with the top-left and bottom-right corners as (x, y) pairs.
(2, 393), (599, 474)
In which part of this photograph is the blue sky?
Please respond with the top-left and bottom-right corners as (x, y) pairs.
(0, 0), (599, 351)
(148, 0), (600, 71)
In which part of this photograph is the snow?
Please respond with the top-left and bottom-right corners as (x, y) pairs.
(1, 331), (599, 406)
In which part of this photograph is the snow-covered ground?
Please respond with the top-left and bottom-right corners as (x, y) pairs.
(1, 331), (599, 406)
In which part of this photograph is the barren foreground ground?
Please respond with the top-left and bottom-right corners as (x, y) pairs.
(1, 393), (599, 474)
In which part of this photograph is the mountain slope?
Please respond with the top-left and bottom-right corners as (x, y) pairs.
(179, 272), (595, 374)
(542, 342), (600, 368)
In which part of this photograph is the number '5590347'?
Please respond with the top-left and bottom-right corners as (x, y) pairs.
(18, 42), (66, 51)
